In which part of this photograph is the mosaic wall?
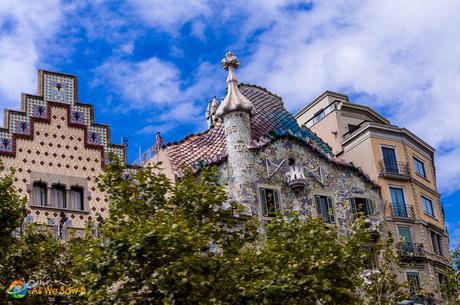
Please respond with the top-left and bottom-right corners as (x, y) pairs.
(0, 70), (127, 234)
(218, 137), (383, 226)
(0, 71), (125, 163)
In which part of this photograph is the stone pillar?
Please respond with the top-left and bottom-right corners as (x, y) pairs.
(66, 189), (71, 209)
(47, 187), (52, 207)
(215, 51), (255, 216)
(223, 111), (254, 215)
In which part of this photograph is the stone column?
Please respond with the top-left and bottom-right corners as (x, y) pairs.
(47, 187), (52, 207)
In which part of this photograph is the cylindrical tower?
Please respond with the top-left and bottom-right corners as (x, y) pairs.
(216, 51), (255, 216)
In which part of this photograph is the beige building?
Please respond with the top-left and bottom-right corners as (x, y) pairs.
(296, 91), (449, 301)
(0, 70), (128, 238)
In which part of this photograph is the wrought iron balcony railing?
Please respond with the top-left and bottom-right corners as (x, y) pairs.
(379, 159), (410, 177)
(390, 203), (415, 218)
(396, 242), (425, 258)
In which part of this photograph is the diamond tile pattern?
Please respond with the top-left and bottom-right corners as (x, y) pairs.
(163, 84), (332, 175)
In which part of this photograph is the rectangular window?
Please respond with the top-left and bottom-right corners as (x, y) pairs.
(316, 195), (335, 223)
(431, 232), (443, 256)
(351, 197), (374, 218)
(390, 187), (408, 217)
(422, 196), (435, 217)
(413, 157), (427, 178)
(398, 226), (412, 243)
(406, 272), (421, 296)
(382, 147), (398, 173)
(260, 188), (280, 217)
(438, 273), (445, 285)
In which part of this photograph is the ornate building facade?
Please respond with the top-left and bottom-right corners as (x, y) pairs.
(145, 52), (383, 235)
(0, 70), (127, 237)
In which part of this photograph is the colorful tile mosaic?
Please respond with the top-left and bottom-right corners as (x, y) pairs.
(15, 121), (30, 135)
(43, 73), (75, 104)
(71, 111), (84, 124)
(87, 131), (101, 145)
(32, 105), (48, 118)
(0, 138), (13, 152)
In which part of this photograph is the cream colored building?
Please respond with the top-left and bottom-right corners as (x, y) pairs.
(296, 91), (449, 301)
(0, 70), (128, 238)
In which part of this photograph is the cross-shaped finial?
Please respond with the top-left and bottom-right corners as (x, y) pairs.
(221, 51), (240, 71)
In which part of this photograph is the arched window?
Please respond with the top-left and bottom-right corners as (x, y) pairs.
(51, 183), (66, 208)
(70, 186), (84, 210)
(32, 181), (47, 206)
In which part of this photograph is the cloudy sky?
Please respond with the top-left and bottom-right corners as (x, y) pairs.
(0, 0), (459, 240)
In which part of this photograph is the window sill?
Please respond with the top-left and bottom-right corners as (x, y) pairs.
(415, 173), (430, 183)
(423, 212), (437, 220)
(29, 205), (89, 214)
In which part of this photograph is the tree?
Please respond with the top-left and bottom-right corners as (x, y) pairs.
(0, 164), (73, 305)
(72, 158), (379, 305)
(357, 232), (408, 305)
(438, 247), (460, 304)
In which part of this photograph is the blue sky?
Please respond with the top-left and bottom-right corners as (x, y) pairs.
(0, 0), (459, 243)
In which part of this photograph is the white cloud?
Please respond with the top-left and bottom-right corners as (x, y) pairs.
(97, 57), (222, 133)
(127, 0), (210, 32)
(228, 0), (460, 193)
(0, 0), (65, 110)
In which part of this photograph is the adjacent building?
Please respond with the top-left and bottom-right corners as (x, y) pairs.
(295, 91), (449, 299)
(0, 70), (127, 238)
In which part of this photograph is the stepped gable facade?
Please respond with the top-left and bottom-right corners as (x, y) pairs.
(0, 70), (126, 237)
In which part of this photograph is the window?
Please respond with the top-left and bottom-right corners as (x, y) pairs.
(422, 196), (435, 217)
(382, 147), (398, 173)
(32, 181), (47, 206)
(351, 197), (374, 217)
(438, 273), (445, 285)
(431, 232), (443, 256)
(406, 272), (421, 296)
(390, 187), (408, 217)
(315, 195), (335, 223)
(70, 186), (84, 210)
(398, 226), (412, 243)
(51, 184), (66, 208)
(260, 188), (280, 217)
(413, 157), (427, 178)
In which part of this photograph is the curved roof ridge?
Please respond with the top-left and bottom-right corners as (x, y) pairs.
(239, 83), (283, 100)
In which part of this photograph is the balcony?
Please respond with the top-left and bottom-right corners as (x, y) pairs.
(379, 159), (410, 180)
(390, 203), (415, 219)
(396, 242), (425, 259)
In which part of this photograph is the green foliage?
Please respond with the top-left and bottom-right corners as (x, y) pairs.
(439, 248), (460, 304)
(0, 164), (72, 304)
(72, 159), (379, 305)
(357, 232), (408, 305)
(0, 166), (26, 254)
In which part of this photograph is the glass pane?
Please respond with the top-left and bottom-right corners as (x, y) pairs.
(382, 147), (398, 172)
(398, 226), (412, 243)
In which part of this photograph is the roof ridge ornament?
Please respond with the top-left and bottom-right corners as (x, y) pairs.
(215, 51), (254, 119)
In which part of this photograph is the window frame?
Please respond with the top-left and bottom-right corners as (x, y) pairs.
(32, 181), (48, 207)
(430, 231), (443, 256)
(422, 195), (435, 218)
(406, 271), (421, 296)
(70, 186), (84, 211)
(397, 226), (413, 243)
(350, 197), (375, 218)
(51, 183), (67, 209)
(413, 157), (427, 178)
(258, 186), (282, 217)
(315, 195), (335, 224)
